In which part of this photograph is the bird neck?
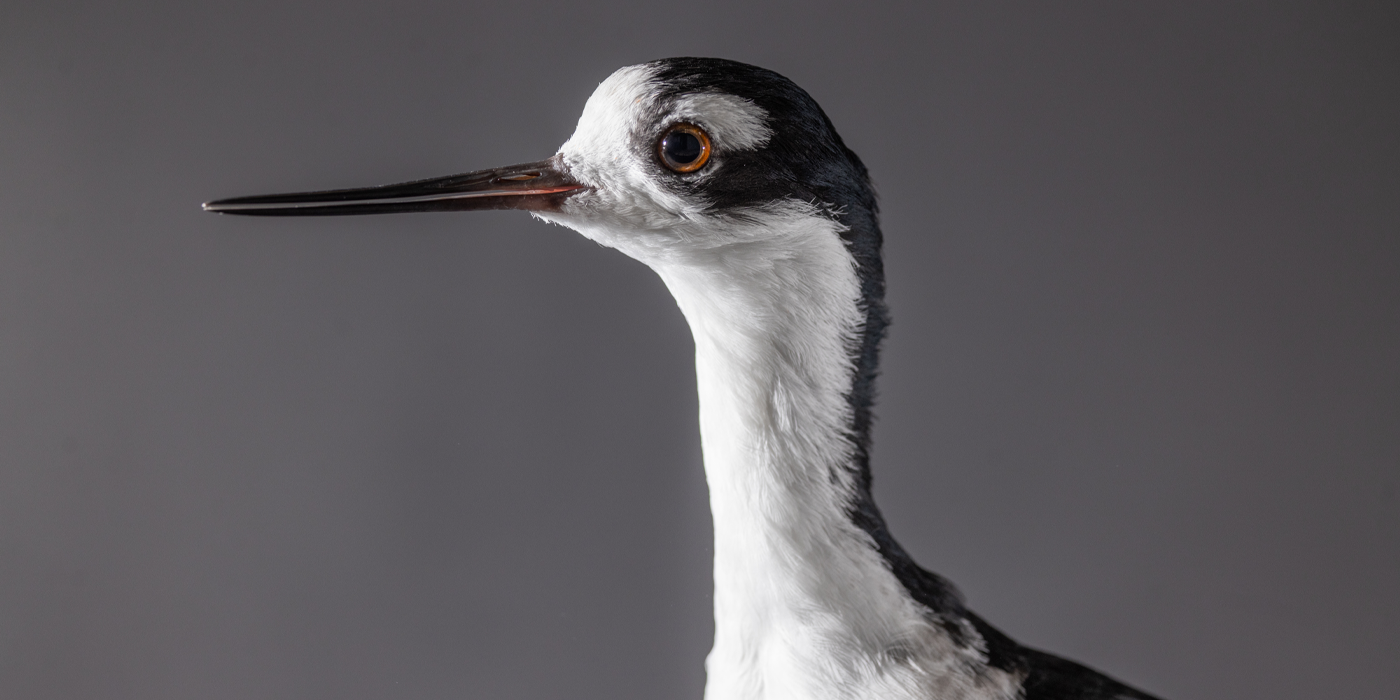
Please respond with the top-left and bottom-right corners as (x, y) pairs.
(652, 209), (928, 700)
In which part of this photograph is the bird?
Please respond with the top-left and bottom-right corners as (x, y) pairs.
(205, 57), (1164, 700)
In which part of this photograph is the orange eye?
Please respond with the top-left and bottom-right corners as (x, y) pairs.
(657, 123), (712, 173)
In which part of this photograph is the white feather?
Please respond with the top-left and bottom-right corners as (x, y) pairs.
(537, 64), (1021, 700)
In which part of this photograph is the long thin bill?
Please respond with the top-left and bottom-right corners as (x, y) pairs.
(203, 156), (584, 217)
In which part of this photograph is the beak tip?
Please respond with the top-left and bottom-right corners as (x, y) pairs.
(203, 199), (249, 215)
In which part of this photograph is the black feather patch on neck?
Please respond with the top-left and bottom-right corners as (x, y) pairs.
(640, 59), (1169, 698)
(645, 56), (969, 621)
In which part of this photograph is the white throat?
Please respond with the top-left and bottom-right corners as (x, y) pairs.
(605, 206), (1006, 700)
(657, 211), (925, 700)
(539, 201), (1019, 700)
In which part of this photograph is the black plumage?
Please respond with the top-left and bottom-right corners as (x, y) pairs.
(643, 57), (1162, 700)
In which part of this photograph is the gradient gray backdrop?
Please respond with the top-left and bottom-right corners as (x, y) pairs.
(2, 2), (1396, 699)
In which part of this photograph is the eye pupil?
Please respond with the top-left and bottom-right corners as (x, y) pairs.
(664, 132), (703, 164)
(658, 124), (712, 172)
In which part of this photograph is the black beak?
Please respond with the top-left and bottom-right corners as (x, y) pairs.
(203, 155), (584, 217)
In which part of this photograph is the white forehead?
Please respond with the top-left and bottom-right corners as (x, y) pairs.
(545, 64), (780, 246)
(559, 63), (773, 160)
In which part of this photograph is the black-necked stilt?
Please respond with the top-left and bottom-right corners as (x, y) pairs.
(206, 57), (1163, 700)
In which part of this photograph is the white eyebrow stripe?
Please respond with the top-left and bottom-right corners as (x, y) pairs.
(670, 92), (772, 151)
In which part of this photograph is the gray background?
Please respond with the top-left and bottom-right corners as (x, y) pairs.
(1, 2), (1396, 699)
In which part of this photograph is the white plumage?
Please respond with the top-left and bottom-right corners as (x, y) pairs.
(206, 57), (1162, 700)
(540, 66), (1016, 700)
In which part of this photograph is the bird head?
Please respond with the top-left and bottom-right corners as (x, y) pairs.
(204, 58), (879, 271)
